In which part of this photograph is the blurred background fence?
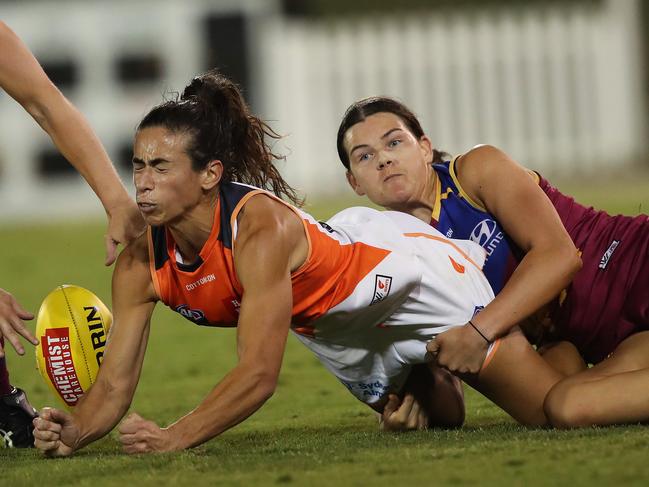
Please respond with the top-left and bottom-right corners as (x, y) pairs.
(0, 0), (647, 220)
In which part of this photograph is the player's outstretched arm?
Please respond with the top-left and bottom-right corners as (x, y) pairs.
(33, 236), (156, 457)
(117, 197), (299, 453)
(0, 21), (145, 265)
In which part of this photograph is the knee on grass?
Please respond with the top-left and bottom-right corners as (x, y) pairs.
(543, 382), (597, 428)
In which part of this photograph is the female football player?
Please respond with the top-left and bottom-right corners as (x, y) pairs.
(33, 71), (566, 456)
(0, 21), (144, 448)
(336, 96), (649, 428)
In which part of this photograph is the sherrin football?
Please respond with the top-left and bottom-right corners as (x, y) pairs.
(35, 285), (112, 409)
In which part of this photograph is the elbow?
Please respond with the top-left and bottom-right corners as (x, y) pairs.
(22, 99), (51, 130)
(553, 241), (582, 282)
(565, 246), (583, 279)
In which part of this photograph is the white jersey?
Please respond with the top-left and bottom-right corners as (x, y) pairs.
(293, 207), (494, 405)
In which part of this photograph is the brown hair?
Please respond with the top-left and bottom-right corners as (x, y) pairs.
(138, 70), (301, 205)
(337, 96), (449, 170)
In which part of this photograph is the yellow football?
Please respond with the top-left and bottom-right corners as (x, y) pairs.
(35, 285), (112, 409)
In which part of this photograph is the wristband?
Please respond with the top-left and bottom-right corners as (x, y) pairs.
(468, 320), (491, 344)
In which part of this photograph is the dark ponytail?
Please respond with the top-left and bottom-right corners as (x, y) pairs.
(336, 96), (450, 170)
(138, 70), (302, 205)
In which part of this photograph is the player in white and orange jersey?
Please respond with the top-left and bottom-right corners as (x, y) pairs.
(33, 71), (561, 456)
(0, 21), (144, 448)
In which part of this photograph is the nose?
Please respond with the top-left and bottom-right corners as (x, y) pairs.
(134, 167), (154, 193)
(376, 152), (393, 170)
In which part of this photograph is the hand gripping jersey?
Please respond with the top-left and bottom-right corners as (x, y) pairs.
(148, 182), (495, 405)
(431, 158), (649, 363)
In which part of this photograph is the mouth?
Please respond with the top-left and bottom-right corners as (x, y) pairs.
(137, 201), (157, 215)
(383, 173), (403, 183)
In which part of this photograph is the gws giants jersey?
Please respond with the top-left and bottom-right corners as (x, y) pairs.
(148, 182), (495, 405)
(148, 182), (393, 330)
(295, 208), (494, 405)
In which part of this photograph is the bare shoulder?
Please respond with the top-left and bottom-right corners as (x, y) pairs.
(235, 193), (307, 272)
(457, 144), (514, 174)
(456, 144), (536, 184)
(116, 231), (149, 268)
(237, 193), (302, 237)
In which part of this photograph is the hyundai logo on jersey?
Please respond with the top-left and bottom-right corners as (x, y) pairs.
(470, 219), (497, 246)
(470, 219), (505, 260)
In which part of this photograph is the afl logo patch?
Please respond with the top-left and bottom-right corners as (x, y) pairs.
(371, 275), (392, 305)
(470, 219), (497, 247)
(175, 304), (209, 326)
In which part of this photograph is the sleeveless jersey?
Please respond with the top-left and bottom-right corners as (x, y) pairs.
(148, 181), (391, 331)
(430, 158), (521, 294)
(431, 158), (649, 363)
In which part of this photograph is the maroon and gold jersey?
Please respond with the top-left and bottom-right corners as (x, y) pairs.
(431, 159), (648, 363)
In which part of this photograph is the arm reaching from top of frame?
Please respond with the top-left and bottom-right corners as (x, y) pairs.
(0, 21), (145, 265)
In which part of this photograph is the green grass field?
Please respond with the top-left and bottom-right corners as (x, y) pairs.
(2, 178), (649, 486)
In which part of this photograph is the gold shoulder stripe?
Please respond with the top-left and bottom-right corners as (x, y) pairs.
(449, 156), (487, 212)
(431, 171), (442, 222)
(529, 170), (541, 185)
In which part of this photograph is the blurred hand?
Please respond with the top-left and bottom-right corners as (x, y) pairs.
(33, 407), (79, 457)
(104, 198), (145, 266)
(426, 324), (490, 375)
(379, 393), (428, 432)
(0, 288), (37, 357)
(119, 412), (176, 454)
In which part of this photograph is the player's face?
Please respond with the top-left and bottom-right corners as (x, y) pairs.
(132, 126), (209, 226)
(343, 112), (435, 210)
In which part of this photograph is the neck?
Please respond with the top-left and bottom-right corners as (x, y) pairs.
(167, 195), (218, 264)
(388, 168), (439, 224)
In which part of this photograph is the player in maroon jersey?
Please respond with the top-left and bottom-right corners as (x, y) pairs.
(336, 96), (648, 429)
(0, 21), (144, 447)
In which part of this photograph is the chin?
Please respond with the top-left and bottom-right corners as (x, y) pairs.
(381, 192), (413, 208)
(143, 214), (165, 226)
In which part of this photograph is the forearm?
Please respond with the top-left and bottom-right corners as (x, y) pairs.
(26, 92), (130, 213)
(474, 245), (581, 340)
(71, 378), (135, 450)
(166, 364), (276, 449)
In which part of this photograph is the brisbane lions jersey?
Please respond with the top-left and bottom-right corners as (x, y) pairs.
(432, 158), (649, 362)
(430, 159), (522, 294)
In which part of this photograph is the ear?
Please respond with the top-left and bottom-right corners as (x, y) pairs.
(202, 159), (223, 191)
(346, 170), (366, 196)
(419, 135), (434, 163)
